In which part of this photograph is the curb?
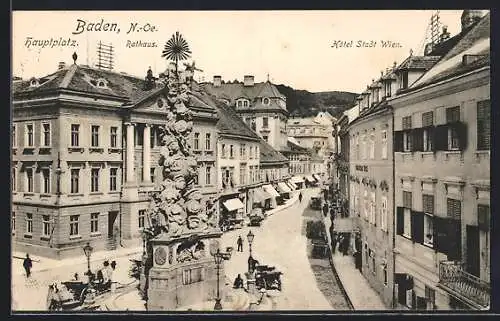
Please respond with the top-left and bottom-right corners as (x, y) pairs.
(323, 218), (355, 311)
(265, 193), (300, 217)
(14, 249), (144, 276)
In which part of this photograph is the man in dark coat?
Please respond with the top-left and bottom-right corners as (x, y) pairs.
(322, 202), (329, 217)
(23, 254), (33, 278)
(237, 236), (243, 252)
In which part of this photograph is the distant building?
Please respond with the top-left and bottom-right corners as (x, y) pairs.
(287, 111), (336, 157)
(203, 76), (288, 151)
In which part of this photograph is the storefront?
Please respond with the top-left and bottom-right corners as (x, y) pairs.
(252, 187), (273, 211)
(303, 175), (316, 187)
(276, 182), (292, 200)
(220, 197), (245, 231)
(286, 180), (297, 191)
(291, 176), (305, 189)
(262, 184), (280, 208)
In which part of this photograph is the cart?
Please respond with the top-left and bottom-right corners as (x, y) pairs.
(255, 265), (283, 291)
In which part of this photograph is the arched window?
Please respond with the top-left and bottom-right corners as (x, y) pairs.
(263, 97), (270, 105)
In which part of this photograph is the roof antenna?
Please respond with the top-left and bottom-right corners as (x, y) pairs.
(267, 73), (270, 82)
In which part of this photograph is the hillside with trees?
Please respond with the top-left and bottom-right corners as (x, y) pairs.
(275, 84), (358, 118)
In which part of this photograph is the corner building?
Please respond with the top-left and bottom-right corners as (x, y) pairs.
(391, 12), (490, 310)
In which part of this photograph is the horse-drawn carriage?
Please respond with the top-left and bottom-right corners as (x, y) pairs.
(254, 265), (283, 291)
(47, 274), (112, 311)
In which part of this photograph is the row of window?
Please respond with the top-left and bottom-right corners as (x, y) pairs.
(351, 185), (389, 231)
(13, 123), (183, 150)
(15, 209), (150, 239)
(352, 130), (388, 161)
(396, 101), (490, 152)
(363, 246), (388, 286)
(12, 123), (52, 148)
(221, 165), (260, 187)
(13, 212), (101, 237)
(13, 167), (120, 194)
(220, 143), (259, 159)
(396, 191), (490, 260)
(236, 97), (271, 108)
(192, 132), (213, 151)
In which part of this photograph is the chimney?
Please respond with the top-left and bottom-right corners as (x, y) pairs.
(213, 75), (222, 87)
(461, 10), (483, 32)
(243, 75), (254, 87)
(424, 43), (434, 56)
(58, 62), (66, 70)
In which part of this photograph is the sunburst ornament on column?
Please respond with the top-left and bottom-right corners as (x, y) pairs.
(162, 31), (192, 73)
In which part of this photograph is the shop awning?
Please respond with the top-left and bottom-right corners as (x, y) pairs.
(291, 176), (305, 184)
(313, 174), (321, 181)
(305, 175), (316, 183)
(223, 198), (245, 211)
(277, 182), (292, 194)
(263, 184), (280, 198)
(253, 188), (272, 203)
(287, 180), (297, 190)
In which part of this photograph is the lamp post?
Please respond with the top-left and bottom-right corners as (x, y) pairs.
(247, 230), (255, 273)
(83, 242), (93, 276)
(213, 248), (223, 311)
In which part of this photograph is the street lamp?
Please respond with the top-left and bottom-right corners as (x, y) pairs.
(213, 248), (223, 311)
(83, 242), (93, 276)
(247, 230), (255, 273)
(247, 230), (254, 257)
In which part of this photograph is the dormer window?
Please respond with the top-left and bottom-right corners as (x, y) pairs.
(237, 99), (249, 108)
(263, 97), (270, 105)
(89, 77), (108, 89)
(243, 100), (249, 107)
(399, 71), (409, 89)
(29, 78), (39, 87)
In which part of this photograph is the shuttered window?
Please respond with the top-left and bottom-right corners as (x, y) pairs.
(422, 111), (434, 127)
(402, 116), (412, 130)
(403, 191), (412, 209)
(411, 212), (424, 244)
(396, 207), (404, 236)
(478, 204), (490, 231)
(446, 106), (460, 123)
(477, 100), (490, 150)
(446, 198), (461, 220)
(422, 195), (434, 214)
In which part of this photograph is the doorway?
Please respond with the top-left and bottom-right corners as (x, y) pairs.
(108, 211), (119, 238)
(466, 225), (480, 277)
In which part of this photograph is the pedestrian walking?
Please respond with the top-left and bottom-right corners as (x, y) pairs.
(331, 233), (338, 254)
(322, 202), (329, 217)
(23, 254), (33, 278)
(299, 192), (303, 203)
(237, 236), (244, 252)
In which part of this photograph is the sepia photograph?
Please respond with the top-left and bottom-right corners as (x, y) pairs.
(11, 9), (490, 312)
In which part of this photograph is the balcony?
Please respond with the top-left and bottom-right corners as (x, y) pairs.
(438, 261), (490, 310)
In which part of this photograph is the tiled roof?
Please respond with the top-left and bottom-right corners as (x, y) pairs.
(410, 13), (490, 90)
(397, 55), (441, 71)
(215, 102), (260, 140)
(12, 64), (220, 113)
(286, 138), (310, 153)
(202, 81), (287, 112)
(13, 64), (158, 103)
(259, 139), (289, 164)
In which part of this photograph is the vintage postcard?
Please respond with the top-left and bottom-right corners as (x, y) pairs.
(11, 10), (490, 312)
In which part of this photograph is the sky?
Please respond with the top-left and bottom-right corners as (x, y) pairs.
(12, 10), (467, 93)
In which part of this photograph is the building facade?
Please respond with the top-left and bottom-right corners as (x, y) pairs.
(203, 76), (288, 151)
(391, 12), (490, 310)
(215, 103), (262, 228)
(12, 62), (219, 258)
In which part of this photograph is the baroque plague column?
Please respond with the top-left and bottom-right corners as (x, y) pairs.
(139, 32), (223, 310)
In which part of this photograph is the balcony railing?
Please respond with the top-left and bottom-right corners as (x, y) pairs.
(438, 261), (490, 310)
